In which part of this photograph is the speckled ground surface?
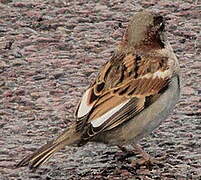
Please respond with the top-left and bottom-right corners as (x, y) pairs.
(0, 0), (201, 179)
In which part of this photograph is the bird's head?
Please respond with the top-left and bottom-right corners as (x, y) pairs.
(121, 11), (167, 51)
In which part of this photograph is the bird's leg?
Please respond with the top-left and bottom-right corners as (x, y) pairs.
(131, 144), (164, 166)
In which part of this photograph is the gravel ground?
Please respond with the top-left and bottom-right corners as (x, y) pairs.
(0, 0), (200, 179)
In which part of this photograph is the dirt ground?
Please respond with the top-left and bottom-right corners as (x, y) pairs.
(0, 0), (200, 179)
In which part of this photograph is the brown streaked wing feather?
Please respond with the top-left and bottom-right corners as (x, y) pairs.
(88, 93), (128, 121)
(82, 97), (145, 140)
(103, 97), (145, 130)
(81, 77), (169, 140)
(113, 76), (169, 97)
(76, 52), (171, 140)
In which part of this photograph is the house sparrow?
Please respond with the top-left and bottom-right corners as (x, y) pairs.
(16, 11), (180, 169)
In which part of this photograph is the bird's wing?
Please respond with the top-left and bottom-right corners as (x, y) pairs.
(75, 52), (171, 140)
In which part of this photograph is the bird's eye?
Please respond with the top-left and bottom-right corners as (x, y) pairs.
(153, 16), (164, 26)
(154, 15), (165, 31)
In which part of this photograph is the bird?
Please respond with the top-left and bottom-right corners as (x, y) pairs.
(16, 10), (180, 170)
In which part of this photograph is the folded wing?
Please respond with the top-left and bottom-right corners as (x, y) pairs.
(75, 53), (171, 140)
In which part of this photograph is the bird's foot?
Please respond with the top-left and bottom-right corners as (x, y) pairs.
(131, 156), (163, 167)
(130, 144), (166, 167)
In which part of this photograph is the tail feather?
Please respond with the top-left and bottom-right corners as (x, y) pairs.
(16, 126), (81, 169)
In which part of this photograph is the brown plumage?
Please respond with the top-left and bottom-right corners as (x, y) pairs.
(16, 11), (180, 170)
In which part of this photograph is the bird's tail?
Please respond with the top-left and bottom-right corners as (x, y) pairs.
(16, 125), (81, 169)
